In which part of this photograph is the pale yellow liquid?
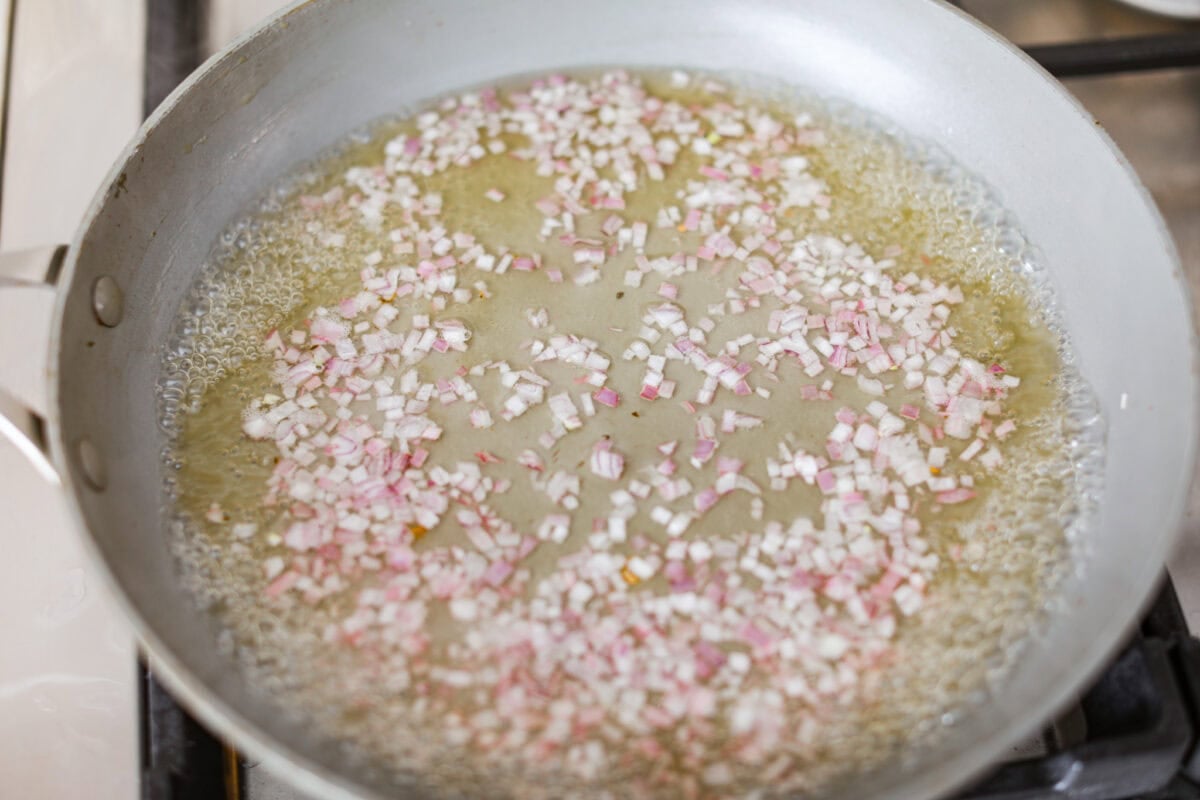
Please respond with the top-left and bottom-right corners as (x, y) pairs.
(158, 72), (1100, 798)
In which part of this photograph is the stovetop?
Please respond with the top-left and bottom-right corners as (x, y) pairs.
(2, 2), (1200, 799)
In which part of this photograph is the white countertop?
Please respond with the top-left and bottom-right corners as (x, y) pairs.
(0, 0), (144, 797)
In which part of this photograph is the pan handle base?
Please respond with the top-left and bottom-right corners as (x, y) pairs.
(0, 245), (65, 481)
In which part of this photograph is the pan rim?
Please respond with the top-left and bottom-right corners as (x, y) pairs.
(44, 0), (1200, 798)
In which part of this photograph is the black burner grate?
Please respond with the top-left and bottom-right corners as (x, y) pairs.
(1026, 33), (1200, 77)
(958, 584), (1200, 800)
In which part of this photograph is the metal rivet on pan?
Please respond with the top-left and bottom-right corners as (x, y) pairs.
(92, 276), (123, 327)
(77, 438), (107, 491)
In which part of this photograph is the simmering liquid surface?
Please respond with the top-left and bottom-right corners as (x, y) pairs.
(158, 71), (1102, 798)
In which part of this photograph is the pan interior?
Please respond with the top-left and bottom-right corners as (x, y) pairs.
(157, 68), (1103, 798)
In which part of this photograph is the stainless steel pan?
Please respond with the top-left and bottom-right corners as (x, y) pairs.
(0, 0), (1195, 797)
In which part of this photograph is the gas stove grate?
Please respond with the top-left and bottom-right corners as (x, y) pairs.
(958, 584), (1200, 800)
(1026, 32), (1200, 77)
